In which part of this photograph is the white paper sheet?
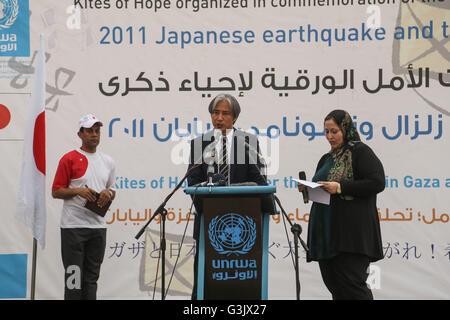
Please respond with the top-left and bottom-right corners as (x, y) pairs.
(293, 179), (330, 205)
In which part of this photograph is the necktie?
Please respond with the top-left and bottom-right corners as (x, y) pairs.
(219, 136), (228, 182)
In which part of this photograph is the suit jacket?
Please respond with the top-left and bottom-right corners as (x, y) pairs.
(187, 129), (266, 186)
(187, 129), (275, 239)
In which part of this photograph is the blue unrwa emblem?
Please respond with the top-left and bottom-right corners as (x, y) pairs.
(0, 0), (30, 57)
(208, 213), (256, 256)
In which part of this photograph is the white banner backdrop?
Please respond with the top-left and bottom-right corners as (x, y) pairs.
(0, 0), (449, 299)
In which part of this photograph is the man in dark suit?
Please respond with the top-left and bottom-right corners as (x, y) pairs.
(188, 94), (266, 187)
(187, 93), (273, 299)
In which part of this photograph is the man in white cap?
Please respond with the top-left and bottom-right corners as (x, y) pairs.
(52, 114), (116, 300)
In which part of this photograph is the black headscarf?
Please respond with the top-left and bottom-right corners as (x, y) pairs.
(325, 109), (361, 144)
(325, 110), (360, 183)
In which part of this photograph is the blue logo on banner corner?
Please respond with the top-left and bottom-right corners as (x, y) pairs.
(208, 213), (256, 256)
(0, 0), (30, 57)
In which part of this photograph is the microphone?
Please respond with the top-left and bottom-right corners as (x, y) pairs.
(203, 130), (222, 185)
(200, 129), (222, 164)
(206, 161), (215, 186)
(193, 173), (226, 187)
(298, 171), (309, 204)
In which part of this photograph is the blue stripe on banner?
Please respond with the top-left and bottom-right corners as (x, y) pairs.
(0, 254), (27, 299)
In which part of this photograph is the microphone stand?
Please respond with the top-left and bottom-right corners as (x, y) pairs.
(273, 195), (308, 300)
(246, 144), (308, 299)
(135, 163), (202, 300)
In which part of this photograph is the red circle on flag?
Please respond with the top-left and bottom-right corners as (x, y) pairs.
(0, 104), (11, 130)
(34, 111), (46, 175)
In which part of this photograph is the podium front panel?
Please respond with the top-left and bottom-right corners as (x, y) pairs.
(199, 195), (266, 300)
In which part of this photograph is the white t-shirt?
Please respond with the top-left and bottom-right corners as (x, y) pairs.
(52, 148), (116, 228)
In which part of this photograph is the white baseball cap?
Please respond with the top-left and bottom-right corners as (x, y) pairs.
(79, 114), (103, 129)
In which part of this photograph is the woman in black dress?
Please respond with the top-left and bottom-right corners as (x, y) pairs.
(298, 109), (385, 300)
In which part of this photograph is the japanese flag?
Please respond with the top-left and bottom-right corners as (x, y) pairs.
(16, 36), (46, 248)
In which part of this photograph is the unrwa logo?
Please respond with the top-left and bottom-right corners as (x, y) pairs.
(0, 0), (19, 30)
(208, 213), (256, 256)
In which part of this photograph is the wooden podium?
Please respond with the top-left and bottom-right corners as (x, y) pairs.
(184, 186), (276, 300)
